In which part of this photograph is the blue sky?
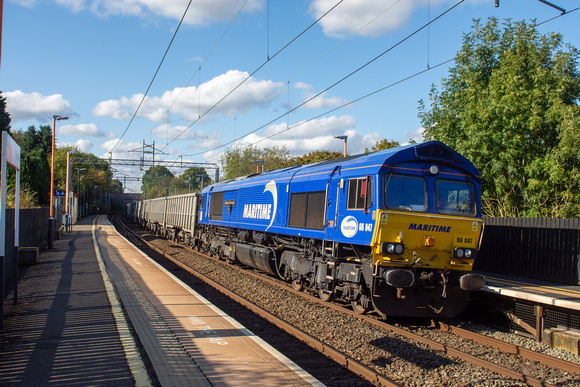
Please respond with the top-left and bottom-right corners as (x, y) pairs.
(1, 0), (578, 192)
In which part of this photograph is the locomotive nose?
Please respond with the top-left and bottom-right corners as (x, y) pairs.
(459, 273), (486, 291)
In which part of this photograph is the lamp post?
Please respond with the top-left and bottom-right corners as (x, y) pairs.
(77, 168), (86, 219)
(251, 160), (264, 174)
(335, 135), (348, 157)
(65, 150), (77, 232)
(49, 115), (68, 249)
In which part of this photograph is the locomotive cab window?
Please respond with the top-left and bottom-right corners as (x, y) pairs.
(385, 174), (426, 212)
(347, 177), (373, 210)
(436, 179), (476, 216)
(210, 192), (224, 220)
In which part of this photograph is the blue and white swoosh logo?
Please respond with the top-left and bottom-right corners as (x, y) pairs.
(264, 181), (277, 230)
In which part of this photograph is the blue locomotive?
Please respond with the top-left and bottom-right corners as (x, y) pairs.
(136, 141), (485, 318)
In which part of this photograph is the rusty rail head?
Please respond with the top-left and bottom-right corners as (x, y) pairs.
(442, 323), (580, 376)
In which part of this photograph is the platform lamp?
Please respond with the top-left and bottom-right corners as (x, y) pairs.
(77, 168), (86, 218)
(335, 135), (348, 157)
(48, 115), (68, 249)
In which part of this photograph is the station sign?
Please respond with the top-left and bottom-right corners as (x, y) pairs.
(55, 190), (65, 197)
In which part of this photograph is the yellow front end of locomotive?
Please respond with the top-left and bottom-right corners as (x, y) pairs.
(371, 210), (483, 271)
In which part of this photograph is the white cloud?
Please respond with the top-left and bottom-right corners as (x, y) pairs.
(295, 82), (348, 109)
(59, 123), (112, 138)
(262, 115), (355, 140)
(4, 90), (73, 122)
(12, 0), (37, 8)
(228, 115), (381, 155)
(310, 0), (436, 38)
(151, 124), (222, 145)
(74, 139), (93, 152)
(91, 97), (134, 120)
(404, 127), (425, 144)
(99, 138), (142, 159)
(53, 0), (263, 25)
(92, 70), (284, 122)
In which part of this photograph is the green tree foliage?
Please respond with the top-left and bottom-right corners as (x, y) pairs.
(219, 145), (291, 180)
(12, 126), (52, 205)
(180, 166), (212, 192)
(364, 139), (400, 153)
(418, 18), (580, 217)
(142, 166), (175, 198)
(287, 150), (343, 166)
(0, 92), (11, 133)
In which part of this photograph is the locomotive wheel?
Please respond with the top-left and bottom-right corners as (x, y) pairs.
(351, 297), (370, 315)
(291, 280), (304, 291)
(318, 289), (334, 302)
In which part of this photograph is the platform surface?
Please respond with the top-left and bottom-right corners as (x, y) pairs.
(478, 270), (580, 311)
(94, 215), (321, 386)
(1, 215), (320, 386)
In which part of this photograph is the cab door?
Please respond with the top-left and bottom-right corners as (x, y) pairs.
(334, 175), (375, 245)
(324, 166), (341, 241)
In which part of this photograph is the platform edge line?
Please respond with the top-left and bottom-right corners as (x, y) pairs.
(92, 215), (153, 387)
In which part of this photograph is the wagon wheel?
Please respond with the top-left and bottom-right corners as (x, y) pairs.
(351, 295), (370, 315)
(291, 280), (304, 291)
(318, 289), (334, 302)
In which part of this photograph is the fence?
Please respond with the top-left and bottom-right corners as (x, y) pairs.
(2, 207), (63, 296)
(476, 217), (580, 285)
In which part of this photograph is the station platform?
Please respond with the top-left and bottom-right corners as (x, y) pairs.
(0, 215), (321, 386)
(478, 271), (580, 312)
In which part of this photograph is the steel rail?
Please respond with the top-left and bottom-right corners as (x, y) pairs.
(113, 216), (398, 387)
(439, 322), (580, 375)
(119, 216), (565, 387)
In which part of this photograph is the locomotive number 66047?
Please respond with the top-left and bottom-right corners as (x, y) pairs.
(133, 141), (485, 318)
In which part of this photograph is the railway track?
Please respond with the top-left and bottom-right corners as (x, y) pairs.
(115, 215), (580, 386)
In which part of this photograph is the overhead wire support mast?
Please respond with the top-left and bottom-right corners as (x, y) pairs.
(69, 157), (221, 183)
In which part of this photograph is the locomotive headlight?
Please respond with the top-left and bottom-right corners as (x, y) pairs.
(380, 242), (405, 255)
(395, 244), (404, 254)
(464, 249), (473, 259)
(429, 165), (439, 175)
(455, 248), (464, 258)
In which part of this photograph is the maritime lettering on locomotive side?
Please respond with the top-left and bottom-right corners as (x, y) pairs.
(243, 203), (272, 220)
(408, 223), (451, 233)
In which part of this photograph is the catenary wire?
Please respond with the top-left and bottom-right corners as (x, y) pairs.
(194, 1), (580, 161)
(147, 0), (254, 137)
(159, 0), (345, 151)
(121, 3), (579, 181)
(109, 0), (193, 154)
(183, 0), (465, 157)
(120, 0), (253, 180)
(178, 0), (402, 157)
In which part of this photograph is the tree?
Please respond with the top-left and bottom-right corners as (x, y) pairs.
(220, 145), (291, 180)
(0, 92), (11, 133)
(180, 167), (212, 192)
(418, 18), (580, 217)
(142, 166), (175, 198)
(13, 125), (52, 205)
(364, 139), (400, 153)
(288, 150), (343, 167)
